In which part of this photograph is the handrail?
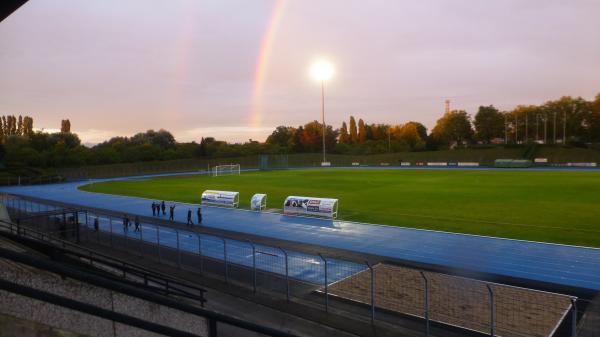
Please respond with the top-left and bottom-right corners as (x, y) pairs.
(0, 279), (202, 337)
(1, 223), (206, 305)
(0, 219), (207, 303)
(48, 240), (207, 303)
(0, 247), (300, 337)
(12, 208), (81, 220)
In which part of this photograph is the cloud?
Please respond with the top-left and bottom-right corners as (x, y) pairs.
(34, 125), (276, 145)
(180, 126), (276, 143)
(76, 129), (123, 145)
(33, 127), (119, 146)
(34, 128), (60, 133)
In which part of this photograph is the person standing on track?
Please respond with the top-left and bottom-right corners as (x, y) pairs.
(161, 201), (166, 216)
(123, 214), (129, 233)
(169, 204), (175, 221)
(187, 209), (193, 226)
(93, 217), (99, 232)
(134, 215), (140, 232)
(197, 207), (202, 225)
(151, 202), (156, 216)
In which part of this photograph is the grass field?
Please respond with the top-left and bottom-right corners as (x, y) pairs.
(79, 168), (600, 247)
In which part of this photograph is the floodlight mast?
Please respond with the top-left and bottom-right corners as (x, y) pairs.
(311, 60), (334, 163)
(321, 79), (325, 163)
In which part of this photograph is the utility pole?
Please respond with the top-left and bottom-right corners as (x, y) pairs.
(536, 114), (539, 142)
(504, 114), (508, 144)
(515, 117), (518, 144)
(563, 105), (571, 145)
(388, 127), (391, 152)
(544, 117), (548, 144)
(553, 111), (557, 144)
(525, 113), (528, 144)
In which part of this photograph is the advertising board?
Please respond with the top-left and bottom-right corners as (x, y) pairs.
(201, 190), (239, 208)
(283, 196), (338, 218)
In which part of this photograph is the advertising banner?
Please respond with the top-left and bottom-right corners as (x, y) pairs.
(201, 190), (239, 207)
(283, 196), (338, 218)
(427, 162), (448, 166)
(400, 162), (411, 166)
(566, 162), (597, 167)
(458, 162), (480, 167)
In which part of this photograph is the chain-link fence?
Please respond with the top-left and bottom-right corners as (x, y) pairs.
(53, 149), (536, 181)
(1, 194), (582, 337)
(0, 175), (65, 187)
(56, 157), (261, 180)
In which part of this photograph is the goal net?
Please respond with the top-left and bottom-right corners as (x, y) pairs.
(212, 164), (241, 176)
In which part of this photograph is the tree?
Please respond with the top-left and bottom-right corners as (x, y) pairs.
(23, 116), (34, 135)
(131, 129), (176, 150)
(17, 115), (23, 135)
(0, 115), (27, 137)
(7, 116), (16, 135)
(61, 119), (71, 133)
(266, 126), (296, 148)
(358, 118), (366, 143)
(1, 116), (7, 138)
(368, 124), (389, 141)
(474, 105), (504, 143)
(294, 121), (337, 153)
(586, 92), (600, 142)
(542, 96), (590, 144)
(431, 110), (473, 147)
(397, 122), (427, 150)
(349, 116), (358, 143)
(299, 121), (322, 152)
(339, 122), (349, 143)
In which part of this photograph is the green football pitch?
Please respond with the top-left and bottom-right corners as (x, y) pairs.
(79, 168), (600, 247)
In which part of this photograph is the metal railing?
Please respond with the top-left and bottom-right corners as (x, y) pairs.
(0, 246), (299, 337)
(2, 194), (582, 337)
(0, 278), (203, 337)
(0, 175), (64, 186)
(1, 215), (208, 307)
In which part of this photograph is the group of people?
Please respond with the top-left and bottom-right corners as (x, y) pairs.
(151, 200), (202, 226)
(88, 201), (203, 235)
(121, 214), (141, 232)
(151, 201), (166, 217)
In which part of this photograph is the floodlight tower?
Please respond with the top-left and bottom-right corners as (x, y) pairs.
(311, 60), (334, 163)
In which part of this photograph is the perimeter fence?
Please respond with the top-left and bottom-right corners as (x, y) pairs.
(1, 194), (584, 337)
(0, 175), (65, 187)
(55, 149), (530, 180)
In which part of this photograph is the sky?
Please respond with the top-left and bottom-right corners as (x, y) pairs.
(1, 0), (599, 145)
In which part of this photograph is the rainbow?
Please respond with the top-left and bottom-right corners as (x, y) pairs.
(249, 0), (286, 128)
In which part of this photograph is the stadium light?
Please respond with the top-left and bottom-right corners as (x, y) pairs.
(310, 60), (334, 163)
(311, 60), (334, 82)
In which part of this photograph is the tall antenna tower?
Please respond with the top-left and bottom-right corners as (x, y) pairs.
(444, 99), (450, 114)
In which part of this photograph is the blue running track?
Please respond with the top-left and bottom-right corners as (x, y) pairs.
(2, 172), (600, 291)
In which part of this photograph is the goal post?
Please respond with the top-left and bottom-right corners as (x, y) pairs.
(212, 164), (241, 176)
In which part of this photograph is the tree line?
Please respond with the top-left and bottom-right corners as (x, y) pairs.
(266, 93), (600, 153)
(0, 93), (599, 168)
(0, 115), (34, 137)
(453, 95), (600, 146)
